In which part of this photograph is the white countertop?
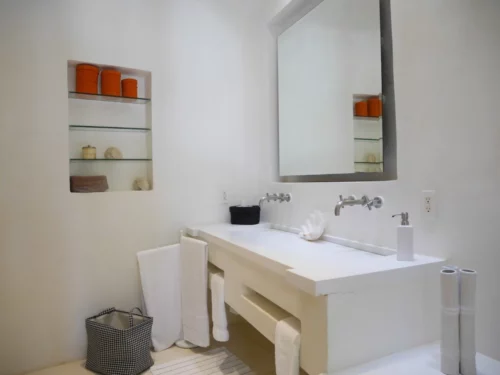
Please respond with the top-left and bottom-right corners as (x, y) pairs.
(333, 342), (500, 375)
(187, 223), (445, 296)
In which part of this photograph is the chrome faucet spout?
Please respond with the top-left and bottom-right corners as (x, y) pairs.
(334, 195), (344, 216)
(259, 196), (268, 207)
(334, 194), (384, 216)
(334, 202), (343, 216)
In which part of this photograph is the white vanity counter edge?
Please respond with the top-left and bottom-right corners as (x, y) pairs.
(186, 223), (445, 296)
(332, 342), (500, 375)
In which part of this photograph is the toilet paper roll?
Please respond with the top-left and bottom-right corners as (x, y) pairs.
(441, 269), (460, 375)
(460, 269), (477, 375)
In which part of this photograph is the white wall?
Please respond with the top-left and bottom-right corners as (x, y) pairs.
(272, 0), (294, 17)
(267, 0), (500, 361)
(278, 0), (381, 176)
(4, 1), (500, 373)
(0, 1), (275, 374)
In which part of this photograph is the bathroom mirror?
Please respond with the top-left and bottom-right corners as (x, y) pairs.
(275, 0), (396, 182)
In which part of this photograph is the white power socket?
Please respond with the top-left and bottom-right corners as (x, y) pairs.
(422, 190), (436, 219)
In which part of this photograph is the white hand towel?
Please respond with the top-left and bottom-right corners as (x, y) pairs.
(180, 236), (210, 348)
(460, 269), (477, 375)
(211, 272), (229, 342)
(275, 317), (301, 375)
(441, 268), (460, 375)
(137, 245), (182, 352)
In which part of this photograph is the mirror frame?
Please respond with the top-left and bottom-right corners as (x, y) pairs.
(272, 0), (397, 182)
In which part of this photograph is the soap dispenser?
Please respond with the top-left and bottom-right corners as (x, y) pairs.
(392, 212), (414, 261)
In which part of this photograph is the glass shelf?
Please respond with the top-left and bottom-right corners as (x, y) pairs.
(354, 161), (383, 164)
(70, 158), (152, 162)
(354, 137), (382, 141)
(354, 116), (382, 122)
(69, 125), (150, 132)
(69, 91), (151, 104)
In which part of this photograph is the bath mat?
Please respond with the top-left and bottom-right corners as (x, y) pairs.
(150, 347), (254, 375)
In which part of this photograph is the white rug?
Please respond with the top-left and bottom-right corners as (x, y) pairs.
(151, 347), (254, 375)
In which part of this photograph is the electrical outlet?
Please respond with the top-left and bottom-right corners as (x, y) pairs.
(222, 191), (229, 205)
(422, 190), (436, 219)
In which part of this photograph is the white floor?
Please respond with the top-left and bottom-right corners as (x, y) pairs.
(27, 321), (305, 375)
(24, 321), (500, 375)
(333, 342), (500, 375)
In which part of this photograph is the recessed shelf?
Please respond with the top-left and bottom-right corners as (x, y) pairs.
(68, 61), (153, 192)
(354, 116), (382, 122)
(354, 137), (382, 141)
(70, 158), (152, 162)
(354, 161), (383, 164)
(69, 91), (151, 104)
(69, 125), (151, 132)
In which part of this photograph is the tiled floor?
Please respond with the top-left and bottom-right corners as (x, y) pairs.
(27, 321), (305, 375)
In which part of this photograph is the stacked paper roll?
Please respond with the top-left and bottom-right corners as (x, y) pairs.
(460, 269), (477, 375)
(441, 269), (460, 375)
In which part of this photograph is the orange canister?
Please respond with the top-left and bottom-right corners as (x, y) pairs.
(76, 64), (99, 94)
(368, 98), (382, 117)
(121, 78), (138, 98)
(101, 69), (121, 96)
(355, 101), (368, 117)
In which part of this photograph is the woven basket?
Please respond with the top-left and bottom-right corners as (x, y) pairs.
(85, 307), (154, 375)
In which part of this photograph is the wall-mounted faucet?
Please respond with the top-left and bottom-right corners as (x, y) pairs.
(259, 193), (292, 207)
(334, 195), (384, 216)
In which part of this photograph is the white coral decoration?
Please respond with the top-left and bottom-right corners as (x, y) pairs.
(299, 210), (327, 241)
(104, 147), (123, 159)
(133, 178), (150, 191)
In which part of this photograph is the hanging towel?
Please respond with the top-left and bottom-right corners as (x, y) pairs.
(211, 272), (229, 342)
(137, 245), (182, 352)
(460, 269), (478, 375)
(180, 236), (210, 348)
(275, 317), (301, 375)
(441, 268), (460, 375)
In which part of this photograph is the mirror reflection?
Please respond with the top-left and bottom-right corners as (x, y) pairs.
(278, 0), (384, 177)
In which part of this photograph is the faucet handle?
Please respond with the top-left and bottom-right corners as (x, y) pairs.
(372, 196), (384, 209)
(339, 195), (344, 201)
(361, 195), (371, 210)
(277, 193), (292, 203)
